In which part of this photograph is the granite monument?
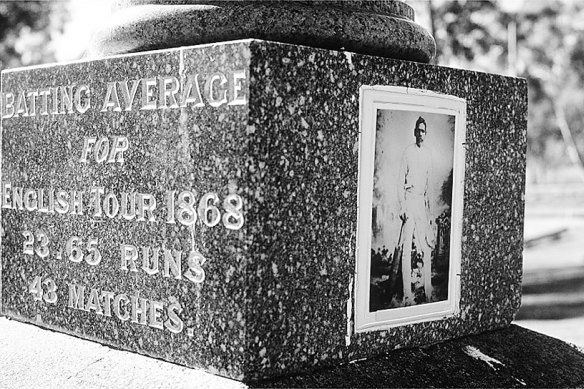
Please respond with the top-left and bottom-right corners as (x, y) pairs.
(1, 0), (527, 382)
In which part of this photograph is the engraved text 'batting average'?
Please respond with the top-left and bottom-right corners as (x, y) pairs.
(1, 70), (247, 119)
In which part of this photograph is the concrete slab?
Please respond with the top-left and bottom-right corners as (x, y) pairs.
(3, 316), (584, 388)
(0, 316), (245, 389)
(516, 317), (584, 349)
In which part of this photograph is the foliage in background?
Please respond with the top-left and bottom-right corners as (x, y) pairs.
(428, 0), (584, 183)
(0, 1), (69, 70)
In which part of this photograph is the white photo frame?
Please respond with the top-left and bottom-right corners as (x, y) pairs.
(355, 86), (466, 333)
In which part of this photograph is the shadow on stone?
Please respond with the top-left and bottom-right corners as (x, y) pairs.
(249, 325), (584, 388)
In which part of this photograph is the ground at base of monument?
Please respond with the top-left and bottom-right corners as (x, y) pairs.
(0, 316), (244, 389)
(1, 316), (583, 388)
(516, 317), (584, 348)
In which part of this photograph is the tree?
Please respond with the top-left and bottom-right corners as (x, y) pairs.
(429, 0), (584, 182)
(0, 2), (69, 70)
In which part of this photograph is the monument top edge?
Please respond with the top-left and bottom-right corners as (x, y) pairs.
(1, 39), (522, 82)
(3, 38), (432, 75)
(1, 39), (260, 74)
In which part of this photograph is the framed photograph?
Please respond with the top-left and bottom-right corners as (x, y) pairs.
(354, 86), (466, 332)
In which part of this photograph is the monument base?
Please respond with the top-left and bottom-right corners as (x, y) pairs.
(2, 39), (526, 380)
(1, 317), (582, 387)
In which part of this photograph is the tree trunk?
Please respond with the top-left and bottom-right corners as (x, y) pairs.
(553, 101), (584, 181)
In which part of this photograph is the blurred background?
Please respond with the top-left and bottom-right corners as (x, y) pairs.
(411, 0), (584, 348)
(1, 0), (584, 347)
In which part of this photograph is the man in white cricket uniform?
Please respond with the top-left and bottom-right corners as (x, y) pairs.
(397, 116), (435, 304)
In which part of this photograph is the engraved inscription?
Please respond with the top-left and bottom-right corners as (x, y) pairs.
(2, 182), (245, 229)
(1, 69), (247, 120)
(22, 229), (49, 258)
(66, 284), (184, 333)
(120, 244), (206, 283)
(22, 232), (187, 334)
(100, 71), (246, 112)
(65, 236), (102, 266)
(2, 84), (90, 119)
(2, 65), (250, 338)
(79, 136), (129, 163)
(29, 276), (58, 304)
(2, 183), (84, 215)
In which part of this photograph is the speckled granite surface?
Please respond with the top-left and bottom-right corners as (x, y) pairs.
(1, 39), (527, 381)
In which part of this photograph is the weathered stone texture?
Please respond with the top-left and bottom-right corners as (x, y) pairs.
(1, 40), (526, 380)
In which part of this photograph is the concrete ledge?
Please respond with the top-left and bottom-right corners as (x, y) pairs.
(0, 317), (244, 389)
(2, 316), (584, 388)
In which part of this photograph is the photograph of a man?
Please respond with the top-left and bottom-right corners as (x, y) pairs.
(396, 116), (434, 304)
(369, 110), (455, 312)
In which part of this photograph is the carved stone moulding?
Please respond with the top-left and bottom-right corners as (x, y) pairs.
(88, 0), (436, 63)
